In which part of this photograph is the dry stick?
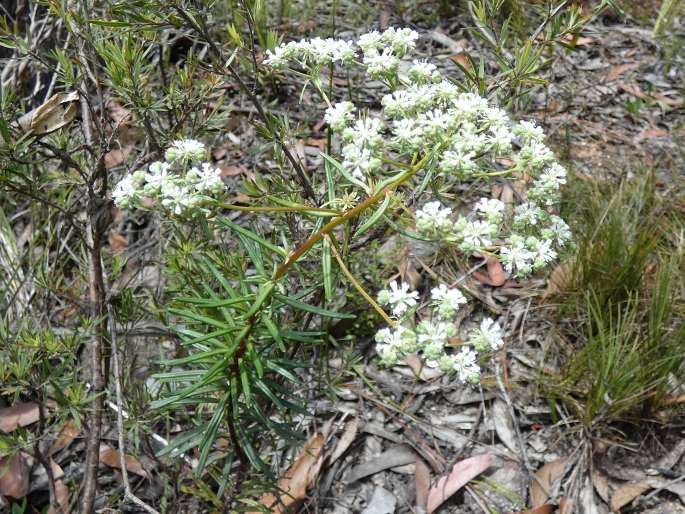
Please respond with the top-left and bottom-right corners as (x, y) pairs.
(107, 302), (161, 514)
(494, 360), (533, 482)
(77, 13), (109, 510)
(78, 86), (108, 514)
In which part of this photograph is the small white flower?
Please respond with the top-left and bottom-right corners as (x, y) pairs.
(499, 236), (535, 276)
(488, 125), (514, 154)
(451, 93), (488, 120)
(517, 140), (554, 170)
(324, 101), (356, 132)
(112, 175), (138, 208)
(468, 317), (504, 352)
(474, 198), (505, 225)
(431, 284), (468, 318)
(529, 163), (567, 206)
(453, 346), (480, 383)
(408, 60), (440, 84)
(375, 326), (418, 365)
(391, 118), (422, 152)
(161, 185), (198, 215)
(379, 280), (419, 317)
(513, 202), (545, 229)
(342, 144), (382, 180)
(189, 163), (224, 194)
(415, 201), (453, 236)
(440, 149), (477, 175)
(144, 161), (173, 195)
(526, 237), (557, 269)
(547, 215), (573, 246)
(483, 107), (509, 127)
(363, 47), (399, 79)
(514, 120), (545, 143)
(458, 220), (493, 251)
(381, 27), (419, 56)
(358, 31), (384, 53)
(165, 139), (206, 164)
(342, 117), (384, 149)
(417, 320), (454, 347)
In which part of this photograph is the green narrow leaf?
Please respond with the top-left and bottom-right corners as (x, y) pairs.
(197, 395), (229, 473)
(168, 308), (230, 330)
(274, 293), (353, 319)
(218, 218), (287, 257)
(239, 362), (253, 406)
(354, 192), (391, 238)
(320, 152), (367, 189)
(322, 238), (333, 303)
(263, 316), (286, 352)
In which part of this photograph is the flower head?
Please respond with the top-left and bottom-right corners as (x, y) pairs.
(324, 101), (356, 132)
(431, 284), (467, 319)
(165, 139), (206, 164)
(378, 280), (419, 318)
(468, 318), (504, 352)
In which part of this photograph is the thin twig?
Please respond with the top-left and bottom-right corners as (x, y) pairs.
(107, 302), (161, 514)
(494, 360), (533, 481)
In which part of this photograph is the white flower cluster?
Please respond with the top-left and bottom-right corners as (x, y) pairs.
(264, 28), (572, 275)
(264, 37), (356, 69)
(375, 281), (504, 384)
(112, 139), (225, 215)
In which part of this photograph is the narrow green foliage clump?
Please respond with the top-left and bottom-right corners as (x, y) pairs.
(549, 173), (685, 427)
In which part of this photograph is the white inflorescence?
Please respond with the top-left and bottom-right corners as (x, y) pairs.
(262, 27), (574, 381)
(264, 26), (573, 281)
(112, 140), (226, 216)
(375, 279), (509, 384)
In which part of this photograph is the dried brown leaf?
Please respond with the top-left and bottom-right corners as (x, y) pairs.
(347, 446), (416, 484)
(50, 419), (80, 455)
(606, 63), (639, 81)
(542, 262), (572, 301)
(258, 431), (327, 513)
(610, 479), (651, 512)
(0, 454), (29, 499)
(104, 146), (133, 169)
(530, 458), (569, 508)
(218, 164), (247, 177)
(99, 444), (149, 479)
(415, 457), (430, 513)
(328, 418), (358, 465)
(426, 453), (493, 513)
(0, 402), (40, 433)
(47, 459), (69, 514)
(486, 256), (507, 286)
(17, 92), (79, 135)
(108, 229), (128, 253)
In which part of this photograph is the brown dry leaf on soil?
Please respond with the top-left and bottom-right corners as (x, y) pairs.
(0, 402), (39, 433)
(530, 457), (570, 509)
(327, 418), (358, 465)
(415, 457), (431, 511)
(46, 459), (70, 514)
(426, 453), (494, 513)
(256, 430), (328, 513)
(108, 228), (128, 253)
(0, 453), (29, 499)
(610, 479), (651, 512)
(606, 63), (639, 82)
(99, 444), (149, 479)
(50, 419), (80, 455)
(473, 256), (507, 287)
(542, 262), (572, 301)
